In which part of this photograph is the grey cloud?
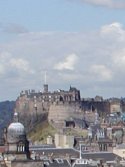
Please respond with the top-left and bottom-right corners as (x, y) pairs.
(1, 22), (125, 100)
(72, 0), (125, 9)
(0, 51), (35, 81)
(0, 22), (28, 34)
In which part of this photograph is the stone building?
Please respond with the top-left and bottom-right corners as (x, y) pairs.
(18, 85), (81, 104)
(109, 98), (122, 113)
(1, 112), (44, 167)
(4, 112), (30, 160)
(55, 133), (74, 148)
(113, 144), (125, 158)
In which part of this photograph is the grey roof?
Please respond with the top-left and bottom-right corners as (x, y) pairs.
(43, 159), (71, 167)
(116, 144), (125, 149)
(73, 165), (97, 167)
(30, 147), (121, 162)
(81, 152), (119, 161)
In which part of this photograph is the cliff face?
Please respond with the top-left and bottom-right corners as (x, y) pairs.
(16, 95), (49, 132)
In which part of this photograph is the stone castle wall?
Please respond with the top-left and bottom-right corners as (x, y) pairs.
(48, 101), (83, 123)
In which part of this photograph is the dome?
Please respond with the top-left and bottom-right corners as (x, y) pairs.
(8, 122), (25, 134)
(7, 122), (26, 143)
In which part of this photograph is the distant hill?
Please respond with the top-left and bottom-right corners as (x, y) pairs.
(0, 101), (15, 136)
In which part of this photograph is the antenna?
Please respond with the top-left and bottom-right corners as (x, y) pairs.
(44, 71), (47, 84)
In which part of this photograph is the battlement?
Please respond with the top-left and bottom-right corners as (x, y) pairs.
(19, 85), (81, 103)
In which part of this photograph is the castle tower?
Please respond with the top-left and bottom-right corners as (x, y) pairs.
(43, 84), (48, 93)
(43, 71), (48, 93)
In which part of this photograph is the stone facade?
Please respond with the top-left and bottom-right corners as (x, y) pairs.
(48, 102), (82, 123)
(55, 133), (74, 148)
(3, 113), (30, 163)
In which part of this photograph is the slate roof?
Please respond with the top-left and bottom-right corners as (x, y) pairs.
(43, 159), (71, 167)
(72, 165), (97, 167)
(30, 147), (121, 162)
(81, 152), (119, 162)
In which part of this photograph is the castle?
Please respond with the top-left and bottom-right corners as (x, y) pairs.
(15, 84), (82, 130)
(15, 84), (125, 132)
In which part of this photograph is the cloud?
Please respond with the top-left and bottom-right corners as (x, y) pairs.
(0, 51), (34, 80)
(90, 65), (112, 81)
(54, 53), (78, 70)
(113, 49), (125, 69)
(0, 23), (28, 34)
(1, 22), (125, 100)
(73, 0), (125, 9)
(101, 22), (123, 34)
(10, 58), (34, 74)
(0, 65), (5, 75)
(100, 22), (125, 41)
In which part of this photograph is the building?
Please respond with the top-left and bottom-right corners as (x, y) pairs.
(55, 133), (74, 148)
(109, 98), (122, 113)
(113, 144), (125, 158)
(0, 112), (44, 167)
(19, 85), (81, 104)
(4, 112), (30, 160)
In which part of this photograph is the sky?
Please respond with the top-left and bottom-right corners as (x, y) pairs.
(0, 0), (125, 101)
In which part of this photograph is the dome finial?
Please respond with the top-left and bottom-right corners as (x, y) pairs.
(13, 110), (19, 123)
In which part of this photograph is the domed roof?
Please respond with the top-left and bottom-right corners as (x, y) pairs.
(8, 112), (25, 135)
(7, 122), (26, 143)
(7, 112), (27, 143)
(8, 122), (25, 135)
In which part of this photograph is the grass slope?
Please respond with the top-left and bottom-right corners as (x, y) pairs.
(28, 120), (88, 144)
(28, 120), (57, 143)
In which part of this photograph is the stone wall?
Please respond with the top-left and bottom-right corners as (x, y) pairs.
(48, 102), (83, 123)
